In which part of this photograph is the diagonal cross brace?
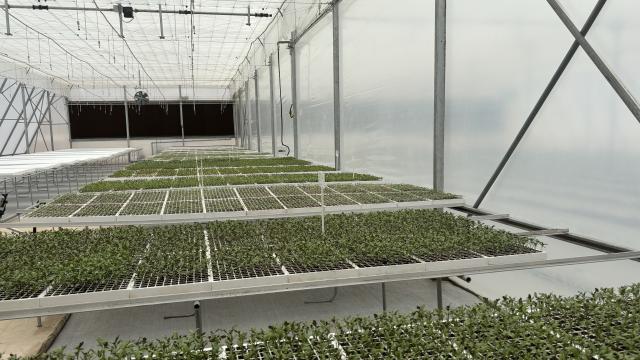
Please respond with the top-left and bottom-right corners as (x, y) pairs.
(473, 0), (607, 208)
(11, 89), (48, 155)
(28, 92), (56, 150)
(0, 85), (36, 155)
(547, 0), (640, 122)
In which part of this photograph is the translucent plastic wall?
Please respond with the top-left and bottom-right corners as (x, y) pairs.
(446, 0), (640, 250)
(257, 65), (274, 154)
(340, 0), (435, 186)
(295, 16), (335, 166)
(247, 79), (258, 151)
(0, 76), (70, 155)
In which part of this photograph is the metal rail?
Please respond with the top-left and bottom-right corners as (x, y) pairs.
(2, 250), (640, 320)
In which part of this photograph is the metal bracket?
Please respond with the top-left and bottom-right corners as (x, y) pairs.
(517, 229), (569, 237)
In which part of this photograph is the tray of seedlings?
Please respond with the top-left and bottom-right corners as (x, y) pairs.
(23, 193), (96, 223)
(132, 224), (211, 298)
(207, 221), (286, 290)
(39, 284), (640, 358)
(0, 227), (147, 308)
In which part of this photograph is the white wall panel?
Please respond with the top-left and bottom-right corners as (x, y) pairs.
(296, 16), (334, 166)
(340, 0), (435, 186)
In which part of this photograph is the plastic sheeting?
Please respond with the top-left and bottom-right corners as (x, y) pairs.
(273, 49), (296, 157)
(257, 65), (274, 154)
(445, 0), (640, 250)
(295, 15), (334, 166)
(340, 0), (435, 186)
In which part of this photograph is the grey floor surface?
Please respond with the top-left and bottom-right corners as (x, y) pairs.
(51, 279), (478, 350)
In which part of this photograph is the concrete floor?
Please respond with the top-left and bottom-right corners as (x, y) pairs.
(51, 279), (478, 350)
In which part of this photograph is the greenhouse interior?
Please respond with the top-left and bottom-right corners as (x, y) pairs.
(0, 0), (639, 358)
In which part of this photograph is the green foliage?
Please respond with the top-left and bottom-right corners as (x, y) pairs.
(0, 227), (147, 292)
(128, 157), (310, 170)
(80, 173), (381, 192)
(3, 210), (541, 293)
(29, 284), (640, 359)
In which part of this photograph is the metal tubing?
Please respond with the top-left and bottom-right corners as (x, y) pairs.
(381, 282), (387, 312)
(116, 4), (124, 38)
(268, 55), (277, 156)
(332, 3), (341, 170)
(3, 0), (10, 35)
(433, 0), (446, 192)
(64, 97), (72, 149)
(473, 0), (607, 208)
(290, 31), (299, 158)
(549, 0), (640, 123)
(244, 80), (250, 149)
(21, 84), (30, 153)
(47, 91), (55, 151)
(123, 87), (131, 157)
(26, 93), (54, 151)
(254, 70), (261, 153)
(179, 85), (185, 146)
(158, 4), (165, 39)
(436, 278), (443, 310)
(6, 3), (271, 17)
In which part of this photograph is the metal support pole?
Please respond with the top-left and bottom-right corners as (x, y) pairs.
(254, 69), (261, 153)
(244, 80), (250, 149)
(547, 0), (640, 122)
(13, 177), (18, 209)
(436, 278), (443, 310)
(21, 84), (30, 154)
(332, 3), (341, 170)
(193, 301), (202, 335)
(64, 97), (72, 149)
(381, 282), (387, 312)
(117, 4), (124, 38)
(158, 4), (165, 39)
(178, 85), (185, 146)
(433, 0), (446, 192)
(123, 86), (131, 163)
(268, 54), (277, 156)
(3, 0), (11, 35)
(46, 91), (55, 151)
(473, 0), (607, 208)
(290, 31), (299, 158)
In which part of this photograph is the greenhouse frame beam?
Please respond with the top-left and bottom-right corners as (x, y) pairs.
(433, 0), (446, 192)
(455, 205), (638, 259)
(332, 1), (342, 170)
(268, 54), (277, 156)
(123, 86), (131, 150)
(254, 69), (261, 153)
(3, 250), (640, 320)
(547, 0), (640, 122)
(290, 31), (299, 158)
(0, 85), (35, 156)
(474, 0), (607, 208)
(179, 85), (185, 146)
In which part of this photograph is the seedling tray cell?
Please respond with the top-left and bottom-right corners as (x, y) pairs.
(26, 204), (82, 217)
(0, 287), (44, 301)
(45, 278), (130, 297)
(163, 201), (203, 214)
(202, 187), (237, 199)
(268, 185), (306, 196)
(328, 184), (369, 193)
(130, 191), (166, 202)
(206, 199), (245, 212)
(212, 264), (284, 281)
(92, 192), (132, 204)
(119, 202), (163, 216)
(134, 271), (209, 288)
(73, 203), (123, 217)
(342, 192), (388, 204)
(237, 187), (272, 198)
(168, 189), (202, 201)
(376, 191), (422, 202)
(156, 169), (177, 176)
(311, 194), (357, 206)
(277, 195), (319, 208)
(52, 193), (95, 204)
(241, 197), (284, 211)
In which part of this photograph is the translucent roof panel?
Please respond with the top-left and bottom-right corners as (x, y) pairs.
(0, 0), (282, 95)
